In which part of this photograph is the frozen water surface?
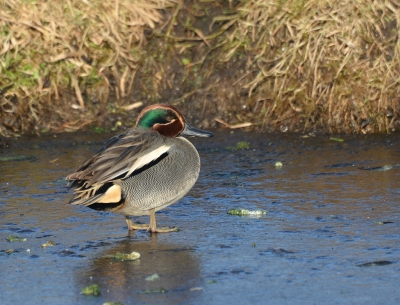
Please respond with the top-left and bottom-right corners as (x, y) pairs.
(0, 131), (399, 304)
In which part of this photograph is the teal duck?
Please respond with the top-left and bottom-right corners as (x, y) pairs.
(67, 104), (213, 233)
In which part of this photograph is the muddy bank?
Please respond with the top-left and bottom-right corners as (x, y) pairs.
(1, 0), (400, 136)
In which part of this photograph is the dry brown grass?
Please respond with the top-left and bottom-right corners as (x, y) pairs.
(0, 0), (176, 134)
(1, 0), (400, 135)
(220, 0), (400, 133)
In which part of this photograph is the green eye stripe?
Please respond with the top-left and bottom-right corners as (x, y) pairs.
(137, 109), (171, 129)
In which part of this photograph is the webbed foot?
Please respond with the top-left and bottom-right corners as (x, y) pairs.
(149, 226), (180, 233)
(125, 213), (179, 233)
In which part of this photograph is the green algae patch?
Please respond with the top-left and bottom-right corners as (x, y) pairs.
(7, 236), (27, 242)
(228, 209), (267, 217)
(227, 142), (250, 151)
(141, 288), (167, 294)
(112, 252), (140, 261)
(82, 284), (101, 296)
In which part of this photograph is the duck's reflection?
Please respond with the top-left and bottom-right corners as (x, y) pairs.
(75, 235), (202, 303)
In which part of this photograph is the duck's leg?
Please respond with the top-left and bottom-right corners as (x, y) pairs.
(125, 216), (149, 231)
(125, 213), (178, 233)
(148, 208), (179, 233)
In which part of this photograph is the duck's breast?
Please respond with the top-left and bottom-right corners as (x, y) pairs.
(118, 137), (200, 216)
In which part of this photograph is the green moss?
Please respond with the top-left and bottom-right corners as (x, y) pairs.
(19, 74), (38, 87)
(91, 126), (105, 133)
(182, 58), (191, 65)
(227, 142), (250, 151)
(7, 236), (27, 242)
(82, 284), (101, 296)
(112, 252), (140, 261)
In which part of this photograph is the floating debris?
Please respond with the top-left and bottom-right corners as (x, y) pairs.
(59, 249), (85, 258)
(359, 165), (397, 171)
(120, 101), (143, 111)
(325, 162), (354, 169)
(103, 302), (123, 305)
(112, 252), (140, 261)
(82, 284), (101, 296)
(375, 221), (394, 225)
(227, 141), (250, 151)
(145, 273), (160, 281)
(358, 260), (393, 267)
(330, 137), (344, 142)
(206, 280), (217, 284)
(252, 242), (256, 248)
(7, 236), (27, 242)
(227, 209), (267, 217)
(378, 165), (393, 172)
(215, 118), (253, 129)
(190, 287), (204, 292)
(141, 288), (167, 294)
(275, 161), (283, 168)
(41, 240), (56, 248)
(5, 249), (14, 254)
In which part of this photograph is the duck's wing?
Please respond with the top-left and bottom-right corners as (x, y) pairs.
(66, 129), (172, 206)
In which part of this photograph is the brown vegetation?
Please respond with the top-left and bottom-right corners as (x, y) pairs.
(1, 0), (400, 136)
